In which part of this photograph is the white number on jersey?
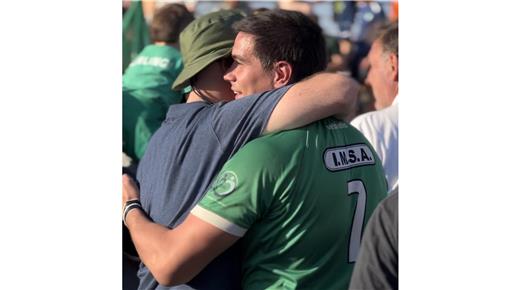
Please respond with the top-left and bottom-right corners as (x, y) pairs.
(347, 180), (367, 263)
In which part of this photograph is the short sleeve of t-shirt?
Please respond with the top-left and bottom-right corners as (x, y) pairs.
(191, 138), (287, 237)
(209, 85), (292, 155)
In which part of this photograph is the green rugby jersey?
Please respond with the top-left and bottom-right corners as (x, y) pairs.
(192, 117), (388, 289)
(122, 44), (184, 160)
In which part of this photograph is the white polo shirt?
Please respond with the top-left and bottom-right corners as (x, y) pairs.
(351, 96), (398, 192)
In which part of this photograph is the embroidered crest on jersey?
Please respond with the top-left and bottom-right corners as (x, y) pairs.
(210, 171), (238, 196)
(323, 144), (375, 171)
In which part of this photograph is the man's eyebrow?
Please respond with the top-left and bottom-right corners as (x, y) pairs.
(232, 54), (246, 63)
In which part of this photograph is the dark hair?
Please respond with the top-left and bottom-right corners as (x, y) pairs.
(233, 9), (327, 83)
(150, 4), (194, 43)
(379, 23), (398, 57)
(251, 7), (270, 15)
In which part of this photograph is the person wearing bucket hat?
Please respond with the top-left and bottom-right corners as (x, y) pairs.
(124, 9), (365, 290)
(170, 9), (243, 102)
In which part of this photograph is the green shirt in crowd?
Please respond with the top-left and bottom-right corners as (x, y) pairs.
(123, 44), (184, 161)
(192, 118), (388, 289)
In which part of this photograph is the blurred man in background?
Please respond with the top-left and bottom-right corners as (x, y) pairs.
(351, 23), (398, 192)
(123, 3), (193, 162)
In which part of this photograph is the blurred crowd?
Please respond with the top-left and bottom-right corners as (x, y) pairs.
(122, 1), (398, 290)
(123, 0), (398, 127)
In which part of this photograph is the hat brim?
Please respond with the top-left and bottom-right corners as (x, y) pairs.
(172, 47), (231, 91)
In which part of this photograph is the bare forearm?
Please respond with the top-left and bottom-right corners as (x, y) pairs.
(298, 72), (360, 122)
(121, 175), (237, 286)
(125, 209), (178, 283)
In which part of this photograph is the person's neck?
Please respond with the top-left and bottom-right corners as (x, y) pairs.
(186, 91), (200, 103)
(186, 91), (208, 103)
(154, 41), (179, 50)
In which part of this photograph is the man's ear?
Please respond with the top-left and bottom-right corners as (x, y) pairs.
(272, 61), (293, 88)
(388, 53), (398, 82)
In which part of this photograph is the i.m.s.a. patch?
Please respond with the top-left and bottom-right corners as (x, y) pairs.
(323, 143), (375, 172)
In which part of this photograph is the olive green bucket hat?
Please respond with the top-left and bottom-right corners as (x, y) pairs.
(172, 9), (245, 91)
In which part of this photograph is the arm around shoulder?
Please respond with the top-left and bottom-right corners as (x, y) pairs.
(263, 72), (360, 134)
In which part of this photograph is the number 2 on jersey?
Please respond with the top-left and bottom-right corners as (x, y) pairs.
(347, 180), (367, 263)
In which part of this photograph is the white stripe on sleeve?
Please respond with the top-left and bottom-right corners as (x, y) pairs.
(191, 205), (248, 237)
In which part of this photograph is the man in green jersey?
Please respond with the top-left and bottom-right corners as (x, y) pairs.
(122, 10), (387, 288)
(192, 117), (388, 289)
(123, 3), (193, 161)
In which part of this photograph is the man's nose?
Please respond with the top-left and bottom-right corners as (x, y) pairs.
(223, 62), (236, 82)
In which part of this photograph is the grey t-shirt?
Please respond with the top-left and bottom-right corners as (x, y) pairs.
(349, 189), (399, 290)
(135, 85), (291, 290)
